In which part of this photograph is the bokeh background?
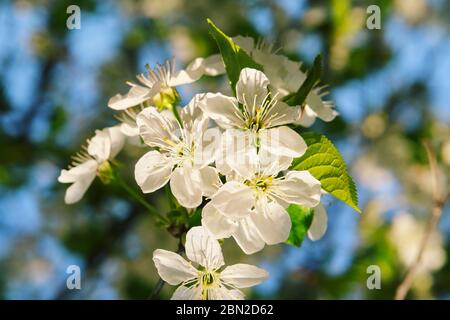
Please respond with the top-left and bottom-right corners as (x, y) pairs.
(1, 0), (450, 299)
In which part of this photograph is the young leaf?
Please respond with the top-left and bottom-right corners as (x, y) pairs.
(286, 204), (314, 247)
(284, 54), (322, 106)
(207, 18), (262, 94)
(291, 131), (361, 213)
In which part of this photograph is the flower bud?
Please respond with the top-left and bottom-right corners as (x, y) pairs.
(97, 161), (115, 184)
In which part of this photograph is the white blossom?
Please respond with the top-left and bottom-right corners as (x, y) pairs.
(109, 56), (223, 111)
(109, 56), (224, 136)
(199, 67), (307, 173)
(233, 36), (338, 127)
(202, 155), (322, 254)
(153, 226), (268, 300)
(134, 95), (221, 208)
(58, 126), (125, 204)
(307, 203), (328, 241)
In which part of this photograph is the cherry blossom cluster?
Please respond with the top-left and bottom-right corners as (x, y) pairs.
(58, 35), (337, 300)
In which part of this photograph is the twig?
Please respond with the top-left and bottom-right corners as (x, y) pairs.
(149, 278), (166, 299)
(116, 174), (169, 224)
(394, 141), (448, 300)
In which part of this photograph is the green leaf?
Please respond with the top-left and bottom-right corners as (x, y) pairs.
(187, 208), (202, 228)
(207, 18), (262, 94)
(291, 131), (361, 213)
(284, 54), (322, 106)
(286, 204), (314, 247)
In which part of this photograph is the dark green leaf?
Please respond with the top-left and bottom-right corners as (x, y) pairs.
(207, 18), (262, 94)
(187, 208), (202, 228)
(284, 54), (322, 106)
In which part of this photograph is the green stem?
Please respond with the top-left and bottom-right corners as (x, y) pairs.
(149, 278), (165, 299)
(116, 175), (169, 224)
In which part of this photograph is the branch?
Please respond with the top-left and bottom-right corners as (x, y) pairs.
(116, 173), (169, 224)
(394, 140), (448, 300)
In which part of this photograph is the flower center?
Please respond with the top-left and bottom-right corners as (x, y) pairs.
(172, 139), (195, 166)
(240, 92), (281, 131)
(244, 107), (264, 131)
(198, 270), (220, 300)
(97, 160), (114, 184)
(153, 87), (180, 111)
(201, 272), (216, 289)
(245, 175), (273, 193)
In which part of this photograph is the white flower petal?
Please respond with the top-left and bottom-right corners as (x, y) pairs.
(257, 153), (293, 177)
(210, 181), (254, 219)
(254, 51), (303, 97)
(308, 203), (328, 241)
(136, 107), (177, 147)
(105, 126), (125, 159)
(306, 91), (338, 122)
(86, 125), (124, 161)
(263, 100), (297, 127)
(168, 55), (225, 87)
(180, 96), (219, 167)
(134, 150), (173, 193)
(215, 144), (233, 176)
(58, 159), (98, 183)
(196, 166), (221, 197)
(232, 216), (266, 254)
(208, 287), (245, 300)
(273, 170), (322, 208)
(87, 129), (111, 162)
(153, 249), (198, 285)
(194, 127), (221, 167)
(108, 83), (160, 110)
(198, 93), (244, 129)
(226, 289), (245, 300)
(124, 134), (143, 147)
(171, 285), (202, 300)
(120, 121), (139, 137)
(202, 202), (238, 239)
(169, 68), (202, 87)
(64, 176), (96, 204)
(295, 105), (317, 127)
(221, 264), (268, 288)
(179, 94), (206, 130)
(259, 126), (307, 159)
(170, 166), (203, 209)
(236, 68), (269, 108)
(185, 226), (224, 270)
(58, 160), (98, 205)
(220, 129), (258, 179)
(202, 54), (225, 76)
(251, 200), (291, 245)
